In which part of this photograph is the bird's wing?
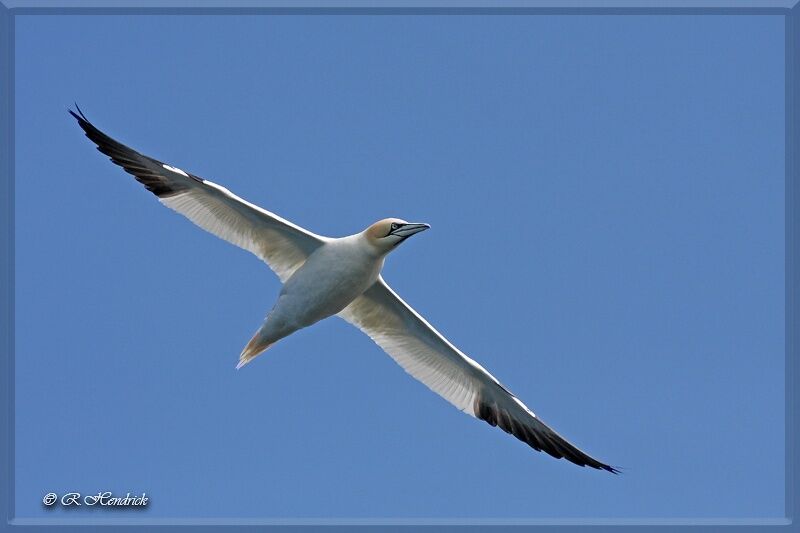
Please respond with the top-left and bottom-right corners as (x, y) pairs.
(338, 276), (617, 473)
(70, 107), (325, 282)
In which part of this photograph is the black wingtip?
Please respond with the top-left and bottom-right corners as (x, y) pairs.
(582, 455), (621, 474)
(75, 103), (87, 120)
(69, 103), (88, 123)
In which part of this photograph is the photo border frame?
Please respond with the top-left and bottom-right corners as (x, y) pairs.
(1, 1), (796, 529)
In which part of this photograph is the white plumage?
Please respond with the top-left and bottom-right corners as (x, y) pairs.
(71, 106), (617, 473)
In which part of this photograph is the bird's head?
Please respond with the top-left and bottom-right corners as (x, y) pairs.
(364, 218), (430, 253)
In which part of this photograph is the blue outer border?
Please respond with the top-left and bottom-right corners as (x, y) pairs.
(787, 3), (798, 529)
(0, 3), (795, 531)
(1, 0), (798, 8)
(1, 3), (11, 531)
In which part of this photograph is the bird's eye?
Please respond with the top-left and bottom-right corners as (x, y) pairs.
(390, 223), (399, 230)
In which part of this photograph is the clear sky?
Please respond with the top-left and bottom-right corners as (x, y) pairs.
(14, 13), (784, 520)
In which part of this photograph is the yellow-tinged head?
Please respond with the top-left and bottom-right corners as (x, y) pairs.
(363, 218), (430, 252)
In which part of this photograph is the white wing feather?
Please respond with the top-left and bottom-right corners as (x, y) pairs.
(339, 276), (618, 472)
(71, 108), (325, 281)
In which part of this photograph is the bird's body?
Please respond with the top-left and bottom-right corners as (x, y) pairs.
(240, 232), (385, 366)
(70, 106), (618, 474)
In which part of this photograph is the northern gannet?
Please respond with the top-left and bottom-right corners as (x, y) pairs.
(70, 107), (618, 474)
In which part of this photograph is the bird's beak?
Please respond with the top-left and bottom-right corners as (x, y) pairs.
(390, 222), (430, 238)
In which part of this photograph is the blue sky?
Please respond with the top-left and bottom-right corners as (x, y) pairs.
(14, 13), (784, 519)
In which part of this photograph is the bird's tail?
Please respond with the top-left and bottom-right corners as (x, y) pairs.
(236, 331), (275, 369)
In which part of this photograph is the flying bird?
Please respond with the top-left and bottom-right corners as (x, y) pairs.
(70, 106), (618, 474)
